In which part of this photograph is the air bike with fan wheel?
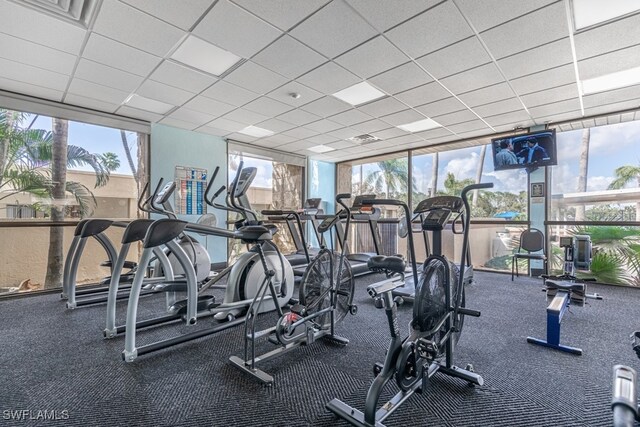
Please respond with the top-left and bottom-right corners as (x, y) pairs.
(326, 183), (492, 427)
(229, 193), (358, 385)
(366, 191), (479, 305)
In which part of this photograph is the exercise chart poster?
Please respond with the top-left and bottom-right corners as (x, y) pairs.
(175, 166), (207, 215)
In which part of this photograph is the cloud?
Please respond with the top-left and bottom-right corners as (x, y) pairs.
(444, 152), (478, 180)
(587, 175), (613, 191)
(483, 169), (528, 194)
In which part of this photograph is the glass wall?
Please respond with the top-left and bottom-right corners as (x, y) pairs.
(0, 108), (148, 295)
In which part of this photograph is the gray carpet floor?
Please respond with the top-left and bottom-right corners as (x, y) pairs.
(0, 271), (638, 427)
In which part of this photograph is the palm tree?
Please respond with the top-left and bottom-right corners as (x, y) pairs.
(120, 130), (137, 184)
(430, 152), (438, 197)
(575, 128), (590, 221)
(472, 145), (487, 206)
(101, 152), (121, 172)
(608, 163), (640, 221)
(441, 172), (474, 196)
(364, 159), (414, 199)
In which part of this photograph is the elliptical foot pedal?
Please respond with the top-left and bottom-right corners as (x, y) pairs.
(373, 362), (383, 377)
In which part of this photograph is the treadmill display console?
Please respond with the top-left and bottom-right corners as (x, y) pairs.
(414, 196), (463, 214)
(233, 167), (257, 197)
(422, 209), (453, 231)
(352, 194), (376, 209)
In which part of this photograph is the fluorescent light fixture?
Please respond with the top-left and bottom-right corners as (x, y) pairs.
(581, 65), (640, 94)
(238, 125), (274, 138)
(572, 0), (640, 30)
(332, 81), (385, 106)
(124, 94), (174, 114)
(171, 35), (242, 76)
(308, 145), (336, 153)
(397, 118), (442, 132)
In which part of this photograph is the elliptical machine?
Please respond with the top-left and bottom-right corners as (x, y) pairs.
(612, 332), (640, 427)
(327, 183), (492, 427)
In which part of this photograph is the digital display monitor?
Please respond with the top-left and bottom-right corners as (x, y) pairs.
(491, 129), (557, 171)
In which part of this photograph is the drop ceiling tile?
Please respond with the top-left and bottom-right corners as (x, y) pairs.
(446, 119), (489, 134)
(226, 132), (257, 143)
(0, 0), (86, 54)
(521, 83), (579, 108)
(160, 116), (198, 130)
(208, 117), (246, 132)
(297, 62), (361, 95)
(169, 107), (216, 126)
(329, 109), (373, 126)
(93, 0), (185, 56)
(304, 119), (344, 133)
(137, 80), (194, 106)
(484, 110), (532, 127)
(260, 133), (297, 146)
(268, 81), (323, 106)
(578, 44), (640, 80)
(243, 97), (294, 116)
(307, 134), (339, 145)
(346, 0), (439, 32)
(120, 0), (214, 30)
(282, 127), (319, 139)
(370, 127), (407, 140)
(440, 63), (505, 95)
(182, 96), (235, 116)
(498, 38), (573, 80)
(0, 57), (68, 90)
(277, 109), (321, 126)
(384, 134), (423, 146)
(223, 108), (270, 125)
(414, 127), (454, 140)
(357, 96), (408, 117)
(252, 35), (326, 79)
(255, 118), (297, 133)
(473, 97), (524, 117)
(231, 0), (327, 31)
(290, 0), (377, 58)
(300, 96), (352, 117)
(369, 62), (432, 95)
(380, 109), (425, 126)
(386, 1), (474, 58)
(64, 93), (120, 114)
(417, 36), (491, 79)
(335, 36), (409, 79)
(327, 127), (359, 139)
(582, 84), (640, 109)
(480, 2), (567, 59)
(150, 60), (217, 93)
(67, 78), (130, 105)
(351, 119), (392, 133)
(510, 64), (576, 95)
(536, 110), (583, 125)
(83, 33), (161, 77)
(225, 61), (288, 95)
(202, 80), (258, 106)
(584, 99), (640, 118)
(193, 0), (282, 58)
(574, 13), (640, 60)
(0, 77), (63, 102)
(0, 32), (76, 75)
(432, 109), (478, 126)
(455, 0), (556, 33)
(278, 140), (318, 151)
(456, 82), (516, 107)
(395, 82), (451, 107)
(327, 139), (358, 149)
(116, 105), (164, 122)
(415, 97), (467, 117)
(198, 126), (231, 137)
(74, 59), (144, 93)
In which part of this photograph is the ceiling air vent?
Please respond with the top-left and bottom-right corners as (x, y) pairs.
(347, 134), (381, 144)
(11, 0), (99, 28)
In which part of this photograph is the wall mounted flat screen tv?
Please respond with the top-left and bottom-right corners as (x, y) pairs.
(491, 129), (557, 171)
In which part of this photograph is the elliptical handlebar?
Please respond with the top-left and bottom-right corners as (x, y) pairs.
(136, 181), (151, 213)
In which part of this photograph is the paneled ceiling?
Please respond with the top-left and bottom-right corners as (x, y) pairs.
(1, 0), (639, 162)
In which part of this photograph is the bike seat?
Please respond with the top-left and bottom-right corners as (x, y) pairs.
(234, 225), (273, 243)
(546, 279), (585, 293)
(367, 255), (406, 275)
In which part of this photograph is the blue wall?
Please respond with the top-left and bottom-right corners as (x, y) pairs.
(307, 159), (335, 248)
(150, 123), (227, 263)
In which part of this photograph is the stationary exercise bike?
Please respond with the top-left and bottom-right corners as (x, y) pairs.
(229, 193), (358, 385)
(327, 183), (492, 427)
(612, 332), (640, 427)
(527, 235), (602, 355)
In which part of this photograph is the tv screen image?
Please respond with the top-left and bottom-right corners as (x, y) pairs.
(491, 129), (557, 171)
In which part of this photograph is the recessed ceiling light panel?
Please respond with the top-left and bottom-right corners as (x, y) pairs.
(332, 81), (385, 106)
(572, 0), (640, 30)
(308, 145), (336, 153)
(171, 35), (242, 76)
(124, 94), (174, 114)
(581, 65), (640, 94)
(397, 118), (441, 132)
(238, 125), (274, 138)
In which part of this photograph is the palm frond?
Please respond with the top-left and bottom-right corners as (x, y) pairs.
(608, 165), (640, 189)
(66, 145), (111, 187)
(65, 181), (97, 217)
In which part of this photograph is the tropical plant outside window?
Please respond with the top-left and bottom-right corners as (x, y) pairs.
(0, 108), (147, 294)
